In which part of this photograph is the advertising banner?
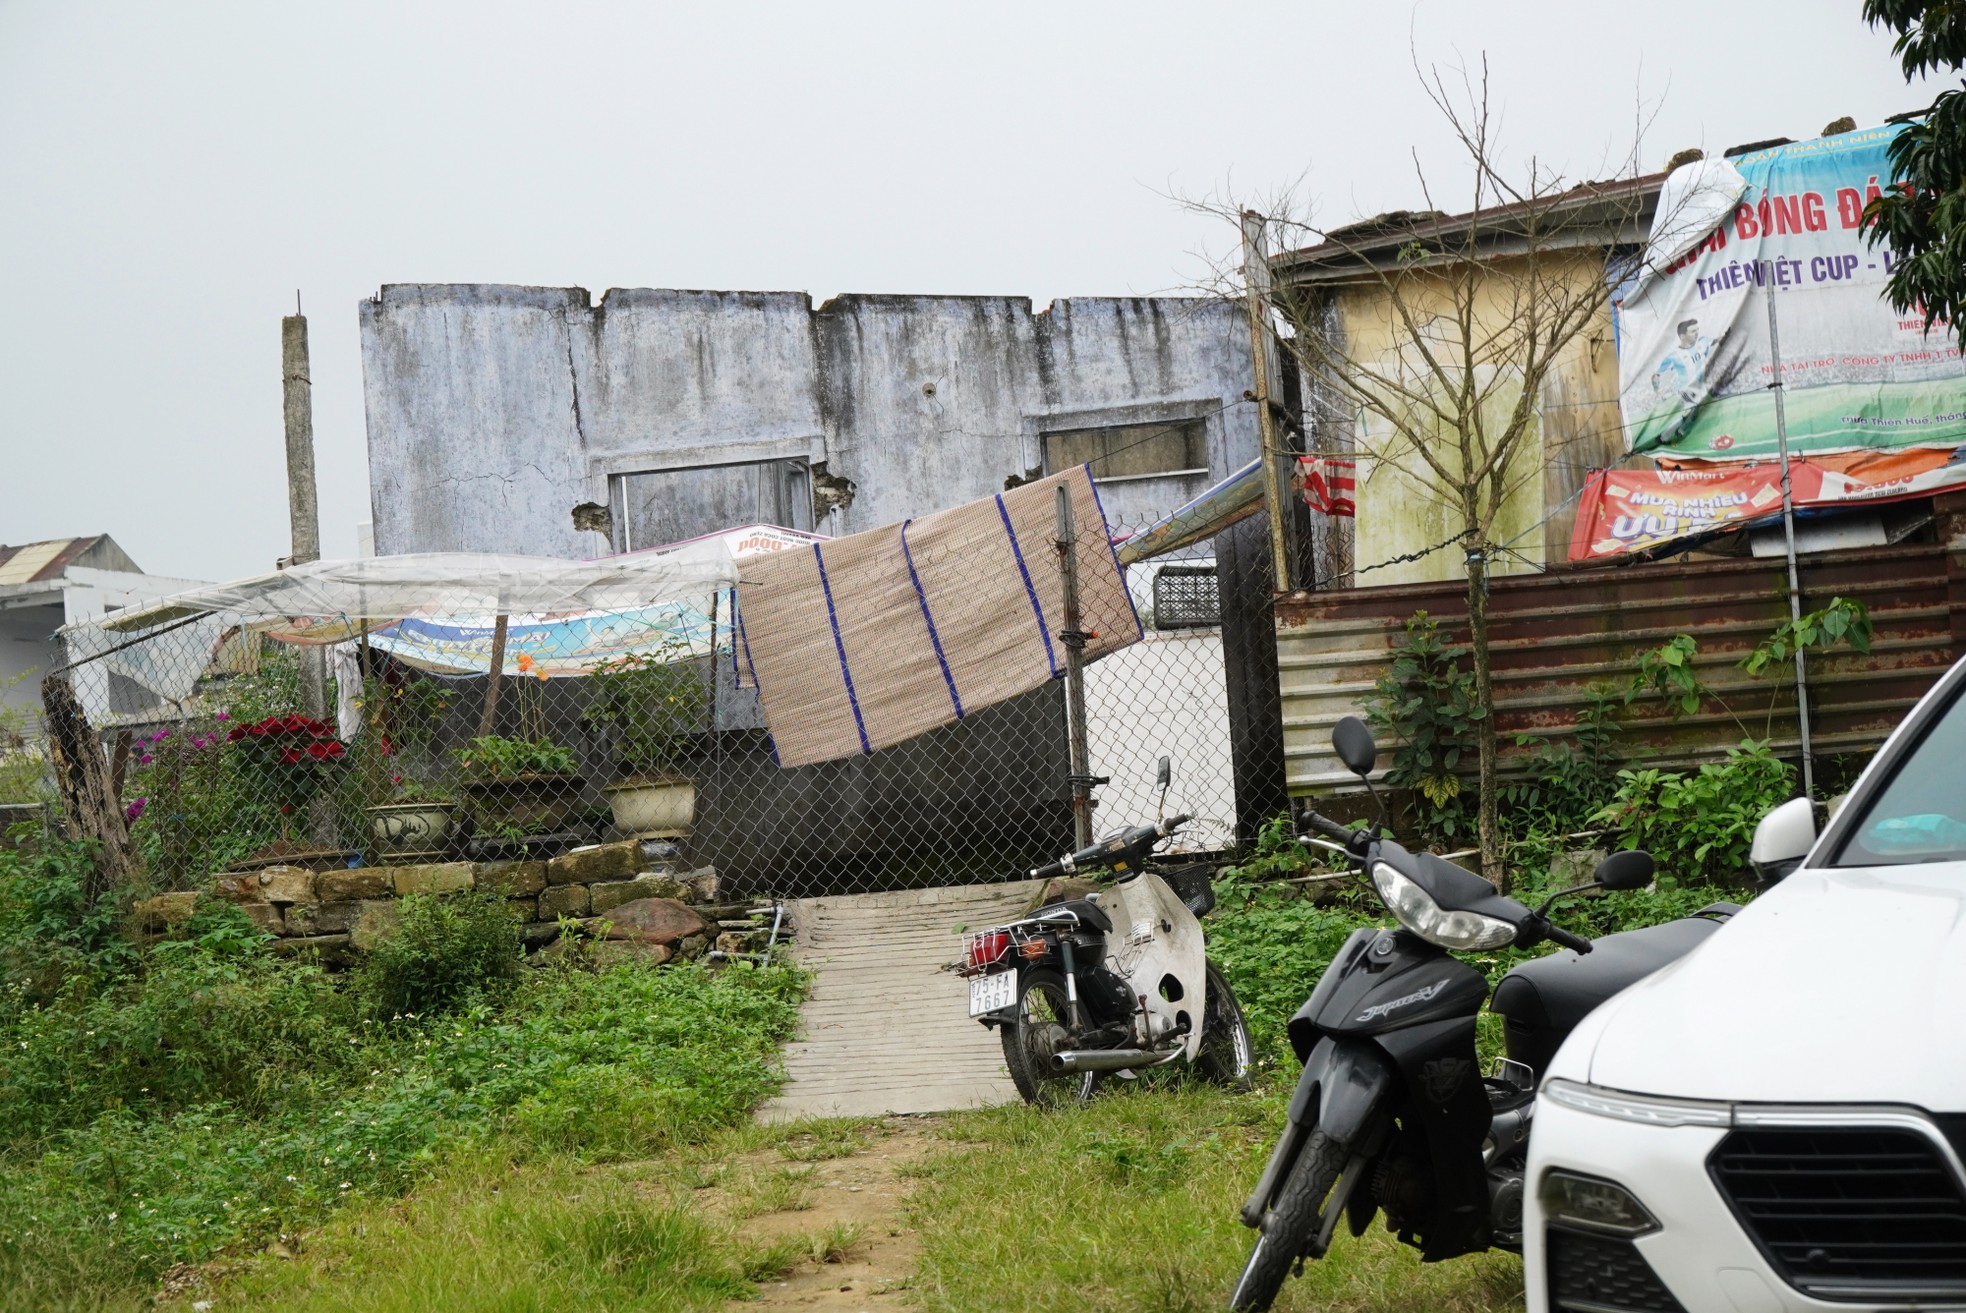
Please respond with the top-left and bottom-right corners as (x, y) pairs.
(1619, 125), (1966, 463)
(1569, 447), (1966, 560)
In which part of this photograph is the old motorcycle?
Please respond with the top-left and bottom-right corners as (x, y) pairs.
(955, 759), (1254, 1105)
(1230, 717), (1737, 1311)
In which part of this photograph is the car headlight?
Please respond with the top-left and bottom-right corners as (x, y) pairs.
(1542, 1078), (1732, 1128)
(1370, 861), (1516, 950)
(1539, 1169), (1660, 1237)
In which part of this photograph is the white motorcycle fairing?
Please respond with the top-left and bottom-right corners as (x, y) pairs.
(1098, 870), (1207, 1061)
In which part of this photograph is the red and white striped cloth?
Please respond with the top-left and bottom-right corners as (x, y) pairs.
(1297, 455), (1356, 517)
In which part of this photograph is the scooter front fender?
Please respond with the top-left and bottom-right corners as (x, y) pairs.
(1241, 1037), (1394, 1227)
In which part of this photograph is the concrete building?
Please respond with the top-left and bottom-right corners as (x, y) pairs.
(0, 536), (206, 730)
(359, 285), (1287, 881)
(360, 285), (1260, 555)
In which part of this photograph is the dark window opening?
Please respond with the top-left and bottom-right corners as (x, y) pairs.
(1042, 419), (1208, 484)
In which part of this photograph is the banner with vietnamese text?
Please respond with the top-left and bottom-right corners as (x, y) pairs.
(1619, 125), (1966, 463)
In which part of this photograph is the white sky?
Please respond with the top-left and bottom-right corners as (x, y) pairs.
(0, 1), (1931, 583)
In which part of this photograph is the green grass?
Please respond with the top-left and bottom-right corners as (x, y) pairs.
(214, 1152), (790, 1313)
(906, 1084), (1525, 1313)
(0, 918), (806, 1310)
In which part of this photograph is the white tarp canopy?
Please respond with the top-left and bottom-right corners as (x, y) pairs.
(59, 543), (739, 706)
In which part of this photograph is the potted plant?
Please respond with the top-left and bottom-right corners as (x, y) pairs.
(366, 778), (457, 860)
(224, 714), (349, 864)
(452, 734), (584, 836)
(583, 643), (706, 837)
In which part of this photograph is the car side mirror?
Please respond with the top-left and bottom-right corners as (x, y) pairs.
(1751, 796), (1816, 885)
(1593, 849), (1655, 892)
(1156, 756), (1171, 789)
(1332, 716), (1376, 777)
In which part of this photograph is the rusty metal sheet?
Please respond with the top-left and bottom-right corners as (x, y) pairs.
(1277, 543), (1966, 794)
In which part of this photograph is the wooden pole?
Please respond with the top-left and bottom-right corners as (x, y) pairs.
(40, 673), (137, 898)
(1241, 210), (1294, 593)
(478, 615), (510, 739)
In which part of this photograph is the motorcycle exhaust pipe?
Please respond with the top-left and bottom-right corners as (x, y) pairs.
(1049, 1046), (1183, 1074)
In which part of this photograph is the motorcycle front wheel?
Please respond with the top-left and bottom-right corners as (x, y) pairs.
(999, 967), (1097, 1106)
(1197, 959), (1254, 1091)
(1229, 1128), (1349, 1313)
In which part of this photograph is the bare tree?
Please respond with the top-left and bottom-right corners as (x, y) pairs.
(1186, 59), (1663, 887)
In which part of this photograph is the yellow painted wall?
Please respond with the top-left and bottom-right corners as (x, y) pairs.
(1325, 253), (1625, 586)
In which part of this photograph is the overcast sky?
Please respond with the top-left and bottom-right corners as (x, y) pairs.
(0, 1), (1931, 584)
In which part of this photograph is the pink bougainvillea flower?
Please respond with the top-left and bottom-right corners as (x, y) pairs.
(124, 798), (147, 822)
(215, 711), (231, 721)
(138, 754), (153, 765)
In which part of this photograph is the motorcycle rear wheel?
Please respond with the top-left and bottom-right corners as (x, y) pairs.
(1229, 1128), (1348, 1313)
(999, 967), (1097, 1106)
(1197, 959), (1254, 1091)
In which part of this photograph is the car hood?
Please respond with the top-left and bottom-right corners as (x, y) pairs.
(1585, 863), (1966, 1109)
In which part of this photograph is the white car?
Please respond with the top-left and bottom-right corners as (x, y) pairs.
(1525, 660), (1966, 1312)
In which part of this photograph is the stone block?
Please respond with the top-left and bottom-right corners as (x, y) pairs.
(391, 862), (474, 898)
(520, 921), (563, 949)
(270, 933), (354, 966)
(590, 874), (689, 915)
(282, 903), (323, 936)
(136, 892), (200, 931)
(253, 866), (316, 905)
(674, 932), (709, 961)
(637, 837), (683, 864)
(349, 902), (403, 952)
(240, 902), (285, 934)
(319, 870), (392, 902)
(715, 930), (761, 955)
(603, 897), (710, 946)
(474, 860), (547, 897)
(211, 874), (268, 904)
(539, 884), (591, 919)
(504, 898), (538, 922)
(308, 900), (395, 935)
(545, 841), (639, 886)
(684, 866), (719, 903)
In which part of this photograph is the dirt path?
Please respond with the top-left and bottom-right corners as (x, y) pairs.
(715, 1116), (941, 1311)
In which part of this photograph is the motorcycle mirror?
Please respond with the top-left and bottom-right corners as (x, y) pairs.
(1156, 756), (1171, 789)
(1592, 849), (1656, 892)
(1331, 716), (1377, 777)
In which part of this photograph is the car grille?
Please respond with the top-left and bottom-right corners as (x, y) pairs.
(1709, 1126), (1966, 1301)
(1545, 1228), (1685, 1312)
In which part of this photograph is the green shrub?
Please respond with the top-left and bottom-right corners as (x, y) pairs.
(1591, 740), (1795, 886)
(1363, 611), (1483, 844)
(352, 890), (522, 1018)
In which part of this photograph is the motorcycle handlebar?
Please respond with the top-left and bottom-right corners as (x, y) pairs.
(1543, 922), (1594, 955)
(1159, 813), (1192, 836)
(1300, 811), (1358, 845)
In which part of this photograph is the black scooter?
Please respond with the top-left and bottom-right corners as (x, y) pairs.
(1230, 718), (1738, 1312)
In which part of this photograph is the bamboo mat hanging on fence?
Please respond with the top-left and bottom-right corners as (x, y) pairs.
(735, 466), (1142, 768)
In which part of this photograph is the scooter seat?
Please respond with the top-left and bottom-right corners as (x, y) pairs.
(1492, 910), (1736, 1048)
(1032, 898), (1113, 934)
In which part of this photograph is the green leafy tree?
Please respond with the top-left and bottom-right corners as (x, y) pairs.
(1863, 1), (1966, 342)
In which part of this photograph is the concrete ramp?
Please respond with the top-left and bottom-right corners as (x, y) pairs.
(758, 880), (1040, 1122)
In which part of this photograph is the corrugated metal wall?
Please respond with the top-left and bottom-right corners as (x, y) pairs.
(1277, 542), (1966, 794)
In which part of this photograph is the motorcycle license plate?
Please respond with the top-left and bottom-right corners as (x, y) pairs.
(969, 969), (1017, 1016)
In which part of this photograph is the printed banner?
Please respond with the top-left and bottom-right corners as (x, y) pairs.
(1569, 449), (1966, 559)
(1619, 125), (1966, 463)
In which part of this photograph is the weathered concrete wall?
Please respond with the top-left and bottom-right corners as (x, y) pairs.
(360, 285), (1258, 555)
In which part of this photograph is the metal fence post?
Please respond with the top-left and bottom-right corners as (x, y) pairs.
(1056, 484), (1098, 848)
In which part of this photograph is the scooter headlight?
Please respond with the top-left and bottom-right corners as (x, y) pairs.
(1370, 861), (1516, 950)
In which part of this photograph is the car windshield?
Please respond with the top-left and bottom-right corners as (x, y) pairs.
(1835, 678), (1966, 866)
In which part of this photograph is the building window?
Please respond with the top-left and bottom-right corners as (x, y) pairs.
(1042, 419), (1208, 485)
(609, 459), (812, 552)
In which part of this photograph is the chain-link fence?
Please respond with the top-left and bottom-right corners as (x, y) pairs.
(14, 503), (1286, 904)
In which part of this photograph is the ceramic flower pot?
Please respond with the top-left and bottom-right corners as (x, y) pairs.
(459, 773), (587, 836)
(367, 801), (456, 860)
(602, 775), (696, 838)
